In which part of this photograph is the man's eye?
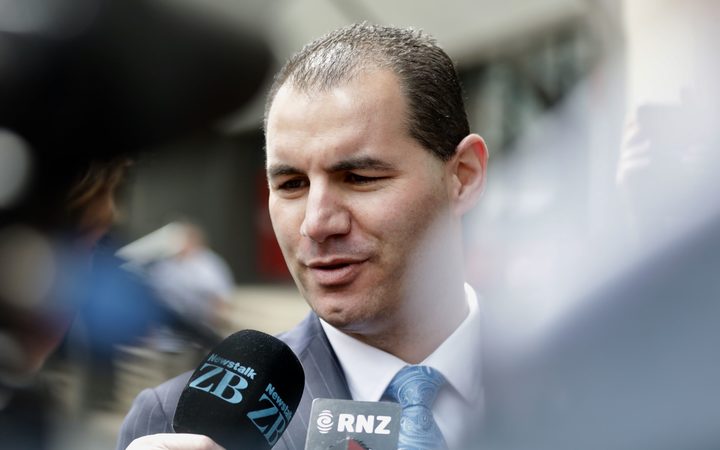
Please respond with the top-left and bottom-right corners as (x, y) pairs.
(278, 178), (308, 190)
(346, 173), (379, 184)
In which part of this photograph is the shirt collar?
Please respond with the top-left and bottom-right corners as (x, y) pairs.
(320, 283), (483, 404)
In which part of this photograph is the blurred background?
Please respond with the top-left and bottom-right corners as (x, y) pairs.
(1, 0), (718, 449)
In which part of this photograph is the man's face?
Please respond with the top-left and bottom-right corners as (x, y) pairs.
(266, 69), (456, 336)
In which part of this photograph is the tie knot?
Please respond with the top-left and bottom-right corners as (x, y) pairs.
(385, 365), (445, 409)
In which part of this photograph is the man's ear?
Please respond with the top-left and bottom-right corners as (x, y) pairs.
(447, 133), (488, 215)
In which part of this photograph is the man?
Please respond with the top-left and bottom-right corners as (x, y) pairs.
(118, 23), (488, 450)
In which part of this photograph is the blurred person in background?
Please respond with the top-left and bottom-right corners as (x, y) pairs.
(141, 221), (236, 381)
(118, 23), (488, 450)
(615, 0), (720, 244)
(474, 1), (720, 449)
(0, 0), (270, 448)
(0, 145), (133, 449)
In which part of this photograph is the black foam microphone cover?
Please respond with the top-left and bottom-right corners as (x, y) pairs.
(173, 330), (305, 450)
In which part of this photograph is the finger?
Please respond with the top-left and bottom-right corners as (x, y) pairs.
(125, 433), (226, 450)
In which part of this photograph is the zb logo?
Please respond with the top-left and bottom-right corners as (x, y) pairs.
(247, 384), (294, 446)
(188, 363), (249, 404)
(247, 392), (287, 446)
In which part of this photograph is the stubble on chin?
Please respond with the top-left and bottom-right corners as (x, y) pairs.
(320, 287), (405, 336)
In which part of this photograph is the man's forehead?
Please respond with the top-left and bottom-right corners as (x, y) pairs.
(265, 110), (407, 174)
(263, 68), (431, 177)
(268, 69), (405, 120)
(265, 119), (369, 161)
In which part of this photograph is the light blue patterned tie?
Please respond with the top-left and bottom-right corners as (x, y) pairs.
(384, 365), (448, 450)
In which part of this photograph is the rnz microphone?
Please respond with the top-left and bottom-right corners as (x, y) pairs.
(173, 330), (304, 450)
(305, 398), (401, 450)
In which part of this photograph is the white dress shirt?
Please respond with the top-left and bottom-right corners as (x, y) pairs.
(320, 283), (484, 449)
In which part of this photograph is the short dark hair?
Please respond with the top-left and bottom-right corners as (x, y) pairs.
(264, 23), (469, 161)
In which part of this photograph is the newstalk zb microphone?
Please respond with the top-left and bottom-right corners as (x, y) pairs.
(173, 330), (304, 449)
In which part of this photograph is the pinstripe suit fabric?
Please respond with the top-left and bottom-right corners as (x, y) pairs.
(115, 313), (351, 450)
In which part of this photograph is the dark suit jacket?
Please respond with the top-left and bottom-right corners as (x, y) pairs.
(116, 313), (352, 450)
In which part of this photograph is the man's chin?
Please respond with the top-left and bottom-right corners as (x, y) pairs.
(311, 301), (361, 330)
(317, 306), (386, 337)
(315, 308), (355, 329)
(304, 285), (392, 330)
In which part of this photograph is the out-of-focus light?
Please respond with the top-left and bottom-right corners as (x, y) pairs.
(0, 129), (31, 209)
(0, 226), (56, 311)
(0, 332), (24, 384)
(117, 222), (188, 266)
(0, 0), (53, 33)
(0, 0), (99, 38)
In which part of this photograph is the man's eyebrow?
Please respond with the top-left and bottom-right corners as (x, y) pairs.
(329, 157), (395, 172)
(267, 164), (302, 178)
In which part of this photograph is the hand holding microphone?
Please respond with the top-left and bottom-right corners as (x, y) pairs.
(126, 433), (225, 450)
(125, 329), (304, 450)
(121, 329), (404, 450)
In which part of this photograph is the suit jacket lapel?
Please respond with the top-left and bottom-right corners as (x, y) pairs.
(276, 313), (351, 450)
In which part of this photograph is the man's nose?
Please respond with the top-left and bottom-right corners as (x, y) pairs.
(300, 183), (351, 243)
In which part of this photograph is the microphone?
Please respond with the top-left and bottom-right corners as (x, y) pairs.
(173, 330), (304, 449)
(305, 398), (401, 450)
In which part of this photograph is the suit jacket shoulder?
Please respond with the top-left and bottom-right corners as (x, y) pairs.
(116, 313), (351, 450)
(275, 313), (351, 450)
(115, 371), (190, 450)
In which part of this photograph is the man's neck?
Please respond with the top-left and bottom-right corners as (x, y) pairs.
(347, 282), (469, 364)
